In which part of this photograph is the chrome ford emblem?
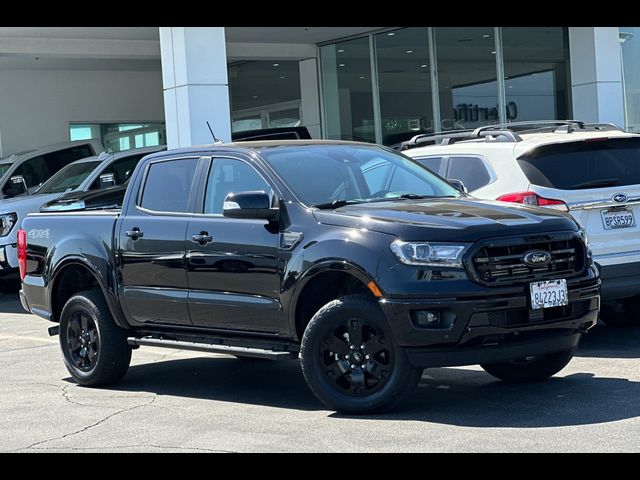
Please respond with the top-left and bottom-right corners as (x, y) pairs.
(523, 250), (551, 267)
(613, 193), (628, 203)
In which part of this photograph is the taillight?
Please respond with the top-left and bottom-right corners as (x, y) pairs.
(17, 228), (27, 280)
(496, 191), (569, 211)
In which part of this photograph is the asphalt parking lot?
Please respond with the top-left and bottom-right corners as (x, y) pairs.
(1, 290), (639, 453)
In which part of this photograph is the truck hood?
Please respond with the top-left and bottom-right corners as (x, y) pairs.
(0, 192), (62, 217)
(312, 198), (578, 242)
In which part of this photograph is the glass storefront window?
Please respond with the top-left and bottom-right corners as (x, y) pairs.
(375, 28), (434, 145)
(228, 61), (301, 132)
(318, 27), (572, 140)
(502, 27), (570, 123)
(620, 27), (640, 132)
(435, 27), (499, 130)
(320, 37), (376, 142)
(70, 123), (166, 153)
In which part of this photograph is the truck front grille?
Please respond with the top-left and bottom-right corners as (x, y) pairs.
(470, 234), (586, 285)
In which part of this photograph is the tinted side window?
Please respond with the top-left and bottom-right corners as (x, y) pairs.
(414, 156), (444, 175)
(42, 145), (95, 176)
(11, 156), (49, 189)
(204, 159), (271, 214)
(140, 158), (198, 213)
(91, 154), (145, 190)
(447, 156), (492, 192)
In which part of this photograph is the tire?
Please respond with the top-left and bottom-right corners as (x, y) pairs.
(300, 294), (422, 413)
(600, 297), (640, 327)
(481, 347), (576, 383)
(59, 289), (132, 387)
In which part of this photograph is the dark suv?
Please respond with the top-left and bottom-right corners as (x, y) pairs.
(19, 140), (599, 413)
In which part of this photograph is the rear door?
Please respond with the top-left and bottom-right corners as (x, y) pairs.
(117, 155), (201, 327)
(519, 137), (640, 263)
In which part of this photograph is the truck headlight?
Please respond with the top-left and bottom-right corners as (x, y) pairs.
(390, 240), (470, 268)
(0, 213), (17, 237)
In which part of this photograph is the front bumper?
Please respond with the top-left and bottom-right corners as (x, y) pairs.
(378, 275), (599, 367)
(405, 330), (586, 368)
(595, 261), (640, 301)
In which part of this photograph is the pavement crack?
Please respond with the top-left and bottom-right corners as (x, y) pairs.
(28, 444), (237, 453)
(11, 395), (158, 452)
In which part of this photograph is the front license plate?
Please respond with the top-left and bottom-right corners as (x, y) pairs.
(601, 208), (635, 230)
(530, 279), (568, 310)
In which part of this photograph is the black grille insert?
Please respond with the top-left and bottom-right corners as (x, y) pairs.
(471, 235), (585, 285)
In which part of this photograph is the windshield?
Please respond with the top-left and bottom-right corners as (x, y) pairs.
(0, 164), (10, 179)
(37, 161), (101, 194)
(518, 137), (640, 190)
(260, 144), (461, 207)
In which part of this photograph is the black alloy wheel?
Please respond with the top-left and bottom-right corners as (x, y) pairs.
(65, 310), (100, 372)
(321, 317), (393, 396)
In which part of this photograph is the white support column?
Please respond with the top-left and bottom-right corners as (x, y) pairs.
(569, 27), (625, 126)
(159, 27), (231, 148)
(299, 58), (321, 138)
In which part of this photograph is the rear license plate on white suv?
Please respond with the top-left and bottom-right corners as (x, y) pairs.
(530, 279), (568, 309)
(601, 208), (636, 230)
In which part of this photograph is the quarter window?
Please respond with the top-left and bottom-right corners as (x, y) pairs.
(447, 156), (493, 192)
(140, 158), (198, 213)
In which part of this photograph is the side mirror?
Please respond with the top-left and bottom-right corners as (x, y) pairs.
(223, 191), (279, 221)
(99, 173), (116, 189)
(4, 176), (27, 197)
(448, 179), (468, 193)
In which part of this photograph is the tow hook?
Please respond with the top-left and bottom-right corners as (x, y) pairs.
(48, 325), (60, 337)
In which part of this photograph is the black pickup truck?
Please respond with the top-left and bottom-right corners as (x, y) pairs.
(19, 140), (600, 413)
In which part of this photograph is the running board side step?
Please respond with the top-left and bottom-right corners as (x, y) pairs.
(127, 337), (298, 361)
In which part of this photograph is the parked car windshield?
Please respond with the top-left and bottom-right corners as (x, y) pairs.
(37, 160), (101, 194)
(518, 137), (640, 190)
(260, 144), (461, 207)
(0, 164), (10, 179)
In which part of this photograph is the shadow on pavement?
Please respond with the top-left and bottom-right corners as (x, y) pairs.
(576, 321), (640, 359)
(344, 370), (640, 427)
(0, 292), (26, 314)
(107, 356), (320, 411)
(96, 353), (640, 427)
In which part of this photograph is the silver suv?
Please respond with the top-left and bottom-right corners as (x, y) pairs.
(0, 139), (103, 200)
(401, 121), (640, 327)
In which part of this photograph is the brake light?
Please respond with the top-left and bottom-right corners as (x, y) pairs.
(17, 229), (27, 280)
(496, 191), (568, 211)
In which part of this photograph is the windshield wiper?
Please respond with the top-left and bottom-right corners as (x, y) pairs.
(571, 178), (620, 189)
(312, 199), (365, 209)
(368, 194), (456, 203)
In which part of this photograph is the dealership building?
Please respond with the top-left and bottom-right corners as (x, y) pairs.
(1, 26), (640, 154)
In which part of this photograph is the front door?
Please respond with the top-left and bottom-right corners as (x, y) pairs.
(186, 157), (282, 333)
(117, 156), (200, 327)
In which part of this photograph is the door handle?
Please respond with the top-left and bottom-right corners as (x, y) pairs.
(192, 232), (213, 245)
(125, 228), (144, 240)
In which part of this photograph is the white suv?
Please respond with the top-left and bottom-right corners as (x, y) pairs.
(401, 121), (640, 326)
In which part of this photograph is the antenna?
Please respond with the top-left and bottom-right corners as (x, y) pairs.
(206, 121), (222, 144)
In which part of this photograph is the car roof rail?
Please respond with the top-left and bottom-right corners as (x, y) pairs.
(476, 130), (523, 142)
(581, 122), (625, 132)
(392, 129), (477, 151)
